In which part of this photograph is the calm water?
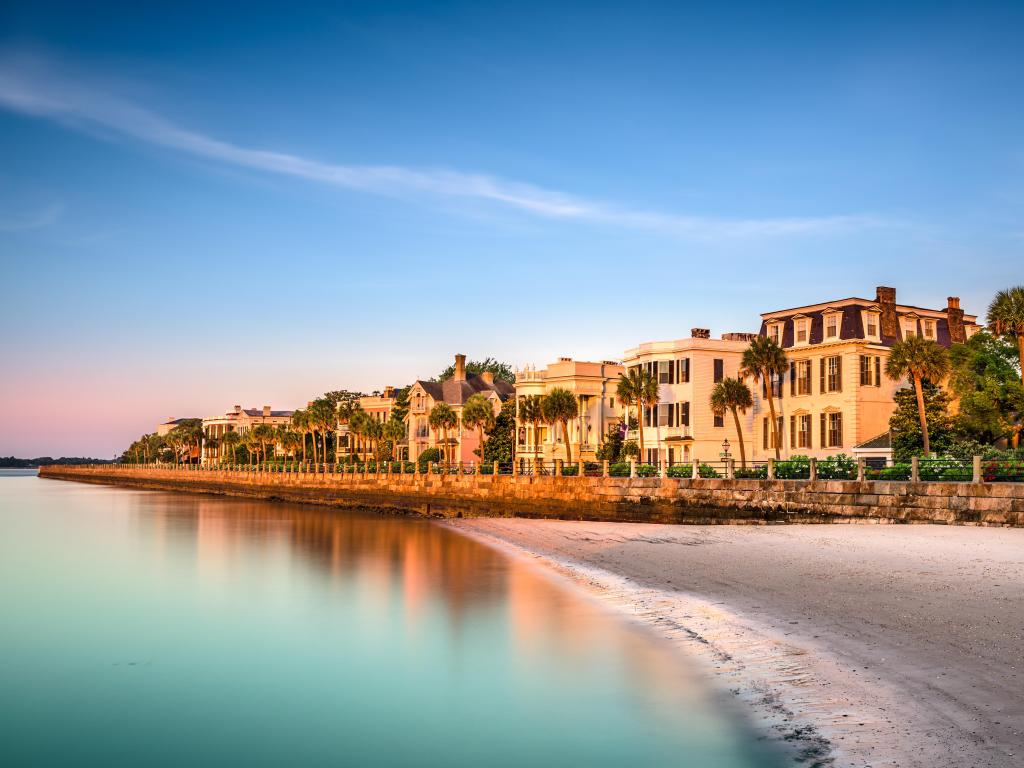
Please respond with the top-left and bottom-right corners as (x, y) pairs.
(0, 472), (780, 766)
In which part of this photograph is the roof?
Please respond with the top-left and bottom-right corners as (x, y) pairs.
(160, 417), (197, 426)
(413, 374), (514, 406)
(242, 409), (295, 418)
(853, 432), (892, 450)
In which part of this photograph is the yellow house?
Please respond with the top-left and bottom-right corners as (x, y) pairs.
(622, 329), (757, 465)
(753, 286), (981, 460)
(514, 358), (624, 465)
(201, 405), (295, 463)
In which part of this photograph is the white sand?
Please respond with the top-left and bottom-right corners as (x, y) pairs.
(448, 520), (1024, 767)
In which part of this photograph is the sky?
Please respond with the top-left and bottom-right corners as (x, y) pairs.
(1, 0), (1022, 458)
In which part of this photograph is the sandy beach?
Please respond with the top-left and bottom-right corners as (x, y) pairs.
(448, 520), (1024, 767)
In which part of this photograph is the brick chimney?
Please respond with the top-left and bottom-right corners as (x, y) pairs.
(479, 371), (494, 386)
(454, 353), (467, 382)
(947, 296), (966, 344)
(876, 286), (898, 338)
(691, 328), (711, 339)
(384, 386), (394, 398)
(234, 405), (242, 413)
(263, 405), (271, 417)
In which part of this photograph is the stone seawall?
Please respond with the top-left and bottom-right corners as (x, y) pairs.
(37, 465), (1024, 526)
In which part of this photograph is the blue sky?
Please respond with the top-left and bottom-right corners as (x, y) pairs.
(1, 0), (1022, 456)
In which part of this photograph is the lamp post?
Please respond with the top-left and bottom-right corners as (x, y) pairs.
(721, 438), (731, 461)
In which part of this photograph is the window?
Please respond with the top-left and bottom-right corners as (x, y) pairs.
(923, 319), (935, 339)
(795, 319), (809, 344)
(903, 320), (917, 338)
(677, 358), (691, 383)
(658, 360), (672, 384)
(609, 397), (615, 408)
(820, 356), (842, 393)
(681, 401), (690, 426)
(714, 412), (724, 428)
(713, 358), (724, 382)
(657, 403), (673, 426)
(828, 412), (843, 447)
(865, 312), (879, 338)
(795, 360), (812, 395)
(798, 415), (811, 448)
(768, 323), (781, 345)
(825, 313), (839, 339)
(859, 355), (882, 387)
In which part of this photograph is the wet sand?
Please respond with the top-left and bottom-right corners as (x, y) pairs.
(448, 520), (1024, 768)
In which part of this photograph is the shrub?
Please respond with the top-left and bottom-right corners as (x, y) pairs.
(417, 448), (442, 472)
(817, 454), (857, 480)
(698, 463), (720, 479)
(868, 463), (912, 481)
(560, 463), (580, 476)
(609, 462), (631, 477)
(622, 440), (640, 459)
(775, 456), (810, 480)
(636, 463), (658, 477)
(666, 465), (691, 478)
(735, 465), (768, 479)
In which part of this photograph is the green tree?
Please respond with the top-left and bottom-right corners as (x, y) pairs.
(885, 336), (950, 457)
(889, 381), (955, 462)
(348, 409), (369, 460)
(988, 286), (1024, 385)
(291, 409), (311, 462)
(220, 430), (240, 464)
(518, 395), (545, 466)
(383, 417), (407, 462)
(740, 336), (788, 460)
(391, 386), (412, 424)
(309, 398), (336, 464)
(250, 424), (276, 463)
(461, 394), (496, 462)
(710, 377), (753, 469)
(542, 388), (579, 464)
(595, 422), (625, 463)
(948, 331), (1024, 445)
(435, 357), (514, 384)
(483, 399), (516, 464)
(616, 368), (658, 462)
(429, 402), (458, 465)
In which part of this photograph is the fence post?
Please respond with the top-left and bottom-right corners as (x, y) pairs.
(972, 455), (982, 484)
(857, 457), (865, 482)
(660, 460), (668, 479)
(692, 459), (700, 480)
(629, 459), (637, 478)
(556, 459), (563, 477)
(911, 456), (920, 483)
(809, 458), (817, 481)
(767, 458), (776, 480)
(602, 459), (609, 478)
(726, 459), (735, 480)
(512, 458), (518, 477)
(493, 460), (499, 476)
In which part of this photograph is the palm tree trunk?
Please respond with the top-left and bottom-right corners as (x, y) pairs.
(764, 369), (780, 460)
(636, 403), (644, 461)
(563, 420), (573, 465)
(1018, 335), (1024, 386)
(730, 407), (747, 469)
(914, 374), (931, 457)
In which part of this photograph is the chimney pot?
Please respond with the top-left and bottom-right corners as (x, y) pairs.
(691, 328), (711, 339)
(948, 296), (961, 310)
(263, 405), (271, 417)
(454, 353), (467, 382)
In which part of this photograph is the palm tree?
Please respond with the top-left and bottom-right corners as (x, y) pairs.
(616, 368), (658, 463)
(337, 399), (357, 460)
(366, 418), (383, 460)
(383, 417), (407, 462)
(542, 388), (579, 465)
(710, 378), (753, 469)
(291, 410), (310, 463)
(740, 336), (788, 461)
(251, 424), (275, 465)
(988, 286), (1024, 385)
(518, 395), (544, 467)
(462, 394), (496, 464)
(240, 430), (258, 464)
(429, 402), (458, 466)
(220, 430), (240, 464)
(309, 398), (335, 464)
(886, 336), (950, 457)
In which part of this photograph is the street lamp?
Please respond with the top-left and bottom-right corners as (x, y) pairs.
(721, 438), (731, 460)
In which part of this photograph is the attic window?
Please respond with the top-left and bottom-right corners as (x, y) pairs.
(795, 318), (809, 344)
(825, 313), (839, 339)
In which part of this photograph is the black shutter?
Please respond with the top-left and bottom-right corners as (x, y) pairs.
(819, 358), (826, 393)
(682, 402), (690, 426)
(837, 413), (843, 447)
(684, 358), (691, 383)
(763, 418), (769, 449)
(790, 415), (796, 448)
(875, 356), (881, 387)
(820, 413), (827, 448)
(790, 362), (796, 396)
(668, 361), (675, 384)
(836, 356), (842, 392)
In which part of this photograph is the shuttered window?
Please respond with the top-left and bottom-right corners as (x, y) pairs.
(828, 412), (843, 447)
(681, 402), (690, 427)
(789, 415), (796, 448)
(820, 413), (827, 448)
(798, 415), (811, 448)
(658, 360), (672, 384)
(713, 359), (724, 383)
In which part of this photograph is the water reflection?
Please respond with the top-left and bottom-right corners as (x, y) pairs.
(1, 478), (779, 767)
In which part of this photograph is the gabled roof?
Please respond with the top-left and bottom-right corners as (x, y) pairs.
(854, 432), (891, 450)
(413, 374), (514, 406)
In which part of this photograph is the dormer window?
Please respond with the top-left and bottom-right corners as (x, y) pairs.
(923, 319), (935, 339)
(794, 316), (810, 345)
(866, 313), (879, 338)
(903, 315), (918, 338)
(824, 312), (840, 340)
(768, 323), (781, 346)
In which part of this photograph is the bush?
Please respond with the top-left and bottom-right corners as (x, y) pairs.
(417, 448), (442, 472)
(698, 463), (720, 479)
(560, 463), (580, 476)
(583, 462), (602, 476)
(666, 465), (691, 478)
(735, 465), (768, 479)
(622, 441), (640, 459)
(636, 463), (658, 477)
(868, 463), (912, 481)
(609, 462), (631, 477)
(817, 454), (857, 480)
(983, 459), (1024, 482)
(775, 456), (810, 480)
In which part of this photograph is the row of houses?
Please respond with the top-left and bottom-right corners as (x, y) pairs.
(163, 285), (981, 467)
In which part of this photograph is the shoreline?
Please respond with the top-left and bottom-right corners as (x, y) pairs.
(446, 518), (1024, 768)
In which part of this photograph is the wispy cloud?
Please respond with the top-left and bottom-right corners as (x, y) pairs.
(0, 53), (883, 238)
(0, 201), (63, 231)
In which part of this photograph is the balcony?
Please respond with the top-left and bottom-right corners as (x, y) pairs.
(627, 426), (692, 441)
